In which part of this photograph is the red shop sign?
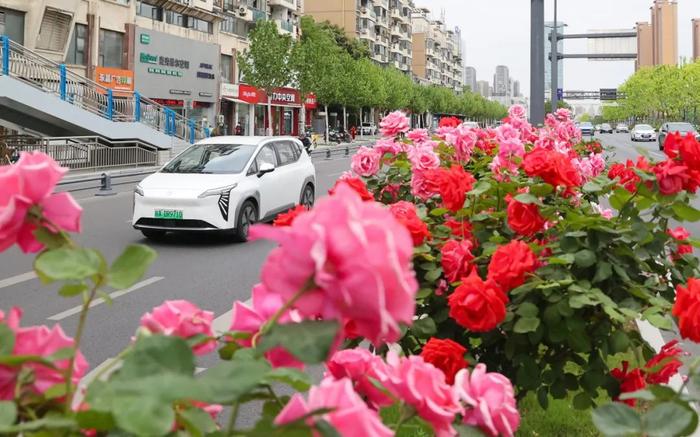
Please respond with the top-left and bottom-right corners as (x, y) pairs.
(305, 93), (317, 109)
(238, 84), (260, 104)
(269, 88), (300, 106)
(238, 84), (301, 106)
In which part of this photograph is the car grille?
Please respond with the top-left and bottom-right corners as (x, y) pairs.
(135, 218), (217, 229)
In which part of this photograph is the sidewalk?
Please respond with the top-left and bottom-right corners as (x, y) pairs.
(313, 135), (379, 150)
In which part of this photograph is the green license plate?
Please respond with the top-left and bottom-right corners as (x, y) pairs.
(154, 209), (183, 219)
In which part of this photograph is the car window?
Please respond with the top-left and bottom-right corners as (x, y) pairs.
(636, 125), (653, 130)
(255, 145), (278, 169)
(275, 141), (298, 166)
(161, 143), (256, 174)
(668, 123), (694, 132)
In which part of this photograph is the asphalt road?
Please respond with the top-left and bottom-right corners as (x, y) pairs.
(1, 133), (698, 421)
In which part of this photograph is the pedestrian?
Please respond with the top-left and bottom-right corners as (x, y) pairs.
(235, 124), (243, 136)
(350, 125), (357, 140)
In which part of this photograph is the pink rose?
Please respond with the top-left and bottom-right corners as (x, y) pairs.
(140, 300), (216, 355)
(351, 146), (382, 177)
(407, 128), (430, 144)
(379, 111), (410, 137)
(373, 139), (404, 156)
(229, 284), (304, 369)
(275, 378), (393, 437)
(383, 353), (461, 437)
(555, 108), (572, 121)
(669, 226), (691, 240)
(407, 144), (440, 171)
(591, 202), (614, 219)
(0, 152), (81, 253)
(508, 105), (527, 120)
(411, 170), (440, 201)
(498, 138), (525, 161)
(455, 364), (520, 437)
(0, 307), (88, 400)
(249, 184), (417, 346)
(325, 348), (393, 408)
(445, 125), (478, 162)
(496, 124), (519, 142)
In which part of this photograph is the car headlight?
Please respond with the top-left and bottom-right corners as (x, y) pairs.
(198, 184), (237, 198)
(134, 184), (144, 196)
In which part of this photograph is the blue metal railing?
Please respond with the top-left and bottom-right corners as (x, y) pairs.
(0, 36), (207, 145)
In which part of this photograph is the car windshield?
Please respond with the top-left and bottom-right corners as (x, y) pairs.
(580, 122), (593, 127)
(636, 125), (653, 130)
(602, 124), (611, 128)
(161, 143), (256, 174)
(667, 123), (695, 132)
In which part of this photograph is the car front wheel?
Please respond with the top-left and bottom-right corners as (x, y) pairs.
(301, 184), (315, 209)
(234, 200), (257, 242)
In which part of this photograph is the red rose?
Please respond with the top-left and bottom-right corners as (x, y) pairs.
(448, 271), (507, 332)
(663, 131), (683, 159)
(437, 165), (476, 212)
(487, 240), (538, 292)
(273, 205), (307, 227)
(390, 201), (431, 246)
(611, 361), (646, 407)
(506, 195), (546, 236)
(420, 337), (468, 384)
(522, 149), (581, 190)
(329, 177), (374, 201)
(441, 239), (475, 283)
(653, 160), (688, 195)
(683, 168), (700, 193)
(673, 278), (700, 343)
(444, 218), (476, 244)
(679, 133), (700, 170)
(645, 340), (683, 384)
(439, 116), (461, 128)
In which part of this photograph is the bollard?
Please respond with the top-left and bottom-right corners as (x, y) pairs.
(326, 148), (331, 160)
(95, 173), (117, 196)
(345, 145), (349, 156)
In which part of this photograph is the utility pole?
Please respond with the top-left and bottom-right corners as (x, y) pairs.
(550, 0), (559, 112)
(530, 0), (545, 125)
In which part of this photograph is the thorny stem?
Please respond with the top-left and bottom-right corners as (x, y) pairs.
(225, 402), (240, 436)
(65, 283), (99, 412)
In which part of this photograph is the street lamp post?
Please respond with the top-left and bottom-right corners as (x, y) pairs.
(550, 0), (559, 112)
(530, 0), (545, 125)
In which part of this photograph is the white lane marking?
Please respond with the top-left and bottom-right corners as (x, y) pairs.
(0, 271), (37, 290)
(48, 276), (164, 321)
(636, 319), (689, 395)
(75, 191), (132, 205)
(326, 171), (347, 178)
(212, 297), (251, 335)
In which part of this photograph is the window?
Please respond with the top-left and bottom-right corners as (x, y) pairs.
(254, 145), (277, 169)
(187, 16), (213, 34)
(221, 15), (247, 37)
(0, 8), (25, 44)
(98, 29), (123, 68)
(220, 54), (232, 83)
(36, 8), (71, 52)
(161, 143), (257, 174)
(165, 10), (185, 27)
(136, 1), (162, 20)
(274, 142), (297, 166)
(65, 23), (87, 65)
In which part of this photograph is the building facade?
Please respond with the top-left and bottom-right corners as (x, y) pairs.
(410, 7), (463, 91)
(636, 21), (654, 69)
(464, 66), (477, 93)
(493, 65), (509, 97)
(693, 18), (700, 60)
(544, 21), (564, 100)
(650, 0), (678, 66)
(476, 80), (490, 98)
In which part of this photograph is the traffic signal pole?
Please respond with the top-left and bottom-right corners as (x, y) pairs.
(550, 0), (559, 112)
(530, 0), (545, 125)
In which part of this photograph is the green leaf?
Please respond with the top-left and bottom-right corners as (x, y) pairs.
(0, 401), (16, 427)
(316, 419), (341, 437)
(537, 387), (549, 410)
(76, 410), (116, 431)
(646, 314), (674, 331)
(583, 181), (603, 192)
(643, 402), (694, 437)
(608, 330), (630, 354)
(549, 254), (575, 265)
(514, 193), (540, 205)
(108, 245), (157, 289)
(513, 316), (540, 333)
(258, 321), (339, 364)
(179, 406), (218, 436)
(516, 302), (539, 318)
(453, 424), (489, 436)
(112, 395), (174, 437)
(119, 335), (195, 378)
(430, 207), (449, 217)
(468, 181), (491, 196)
(0, 325), (14, 356)
(610, 189), (633, 211)
(573, 392), (593, 410)
(265, 367), (311, 392)
(530, 183), (554, 197)
(412, 317), (437, 338)
(58, 282), (88, 297)
(33, 227), (68, 249)
(0, 417), (75, 433)
(592, 403), (642, 437)
(199, 360), (271, 404)
(574, 249), (597, 268)
(593, 262), (613, 283)
(672, 202), (700, 222)
(34, 247), (102, 283)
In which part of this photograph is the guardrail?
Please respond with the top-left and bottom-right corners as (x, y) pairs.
(0, 36), (208, 145)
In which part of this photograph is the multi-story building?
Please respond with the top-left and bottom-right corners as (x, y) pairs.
(650, 0), (678, 65)
(0, 0), (310, 136)
(512, 80), (521, 98)
(410, 7), (463, 91)
(636, 21), (654, 69)
(464, 66), (477, 93)
(304, 0), (413, 73)
(493, 65), (509, 97)
(544, 21), (564, 100)
(692, 18), (700, 60)
(476, 80), (491, 98)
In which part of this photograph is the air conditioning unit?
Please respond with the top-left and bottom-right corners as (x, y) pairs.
(238, 5), (248, 16)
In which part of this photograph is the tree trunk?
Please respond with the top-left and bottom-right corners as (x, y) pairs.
(343, 106), (347, 132)
(267, 97), (273, 136)
(324, 104), (330, 144)
(359, 108), (364, 139)
(300, 103), (306, 136)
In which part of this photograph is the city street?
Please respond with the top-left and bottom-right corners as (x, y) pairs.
(1, 133), (699, 402)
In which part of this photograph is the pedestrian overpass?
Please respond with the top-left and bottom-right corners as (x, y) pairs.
(0, 36), (208, 157)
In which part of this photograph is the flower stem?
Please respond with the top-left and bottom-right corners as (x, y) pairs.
(266, 385), (283, 407)
(65, 284), (98, 412)
(393, 404), (415, 434)
(226, 402), (240, 436)
(252, 280), (314, 347)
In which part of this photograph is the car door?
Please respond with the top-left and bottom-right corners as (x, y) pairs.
(659, 124), (667, 145)
(250, 143), (281, 219)
(272, 140), (305, 209)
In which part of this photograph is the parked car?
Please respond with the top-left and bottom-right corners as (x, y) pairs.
(463, 121), (480, 129)
(658, 122), (700, 150)
(615, 123), (629, 133)
(132, 137), (316, 242)
(579, 122), (595, 136)
(360, 122), (377, 135)
(599, 123), (614, 134)
(595, 124), (602, 132)
(630, 124), (657, 142)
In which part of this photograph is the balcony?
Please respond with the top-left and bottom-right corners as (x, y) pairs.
(360, 7), (377, 21)
(149, 0), (219, 21)
(390, 26), (401, 37)
(374, 0), (389, 8)
(252, 8), (267, 21)
(269, 0), (296, 8)
(375, 13), (389, 27)
(276, 19), (295, 33)
(358, 27), (373, 40)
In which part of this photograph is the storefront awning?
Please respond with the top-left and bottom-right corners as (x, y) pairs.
(222, 96), (301, 108)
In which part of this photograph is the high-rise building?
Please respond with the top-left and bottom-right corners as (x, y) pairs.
(476, 80), (491, 98)
(464, 66), (477, 93)
(410, 8), (463, 90)
(493, 65), (509, 97)
(544, 21), (565, 100)
(650, 0), (678, 65)
(693, 18), (700, 60)
(636, 22), (654, 69)
(304, 0), (413, 73)
(513, 80), (521, 98)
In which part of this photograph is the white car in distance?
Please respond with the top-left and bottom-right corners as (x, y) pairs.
(133, 136), (316, 242)
(630, 124), (657, 142)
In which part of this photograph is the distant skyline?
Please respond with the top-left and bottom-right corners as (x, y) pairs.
(418, 0), (700, 99)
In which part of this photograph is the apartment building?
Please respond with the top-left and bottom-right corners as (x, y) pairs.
(410, 7), (463, 91)
(693, 18), (700, 61)
(0, 0), (311, 135)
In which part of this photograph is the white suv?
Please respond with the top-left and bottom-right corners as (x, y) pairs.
(133, 136), (316, 241)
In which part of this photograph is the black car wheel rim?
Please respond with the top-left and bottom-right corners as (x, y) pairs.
(302, 188), (314, 208)
(241, 206), (255, 235)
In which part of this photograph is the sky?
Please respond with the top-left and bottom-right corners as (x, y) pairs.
(419, 0), (700, 99)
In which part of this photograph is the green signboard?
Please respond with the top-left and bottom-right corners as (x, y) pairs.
(140, 34), (151, 44)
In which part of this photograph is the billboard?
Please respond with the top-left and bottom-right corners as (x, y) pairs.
(586, 29), (637, 61)
(95, 67), (134, 95)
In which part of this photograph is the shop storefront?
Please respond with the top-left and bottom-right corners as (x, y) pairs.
(132, 27), (219, 126)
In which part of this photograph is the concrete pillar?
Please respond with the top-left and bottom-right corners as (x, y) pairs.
(530, 0), (545, 125)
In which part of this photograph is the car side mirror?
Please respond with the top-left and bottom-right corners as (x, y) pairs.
(257, 162), (275, 177)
